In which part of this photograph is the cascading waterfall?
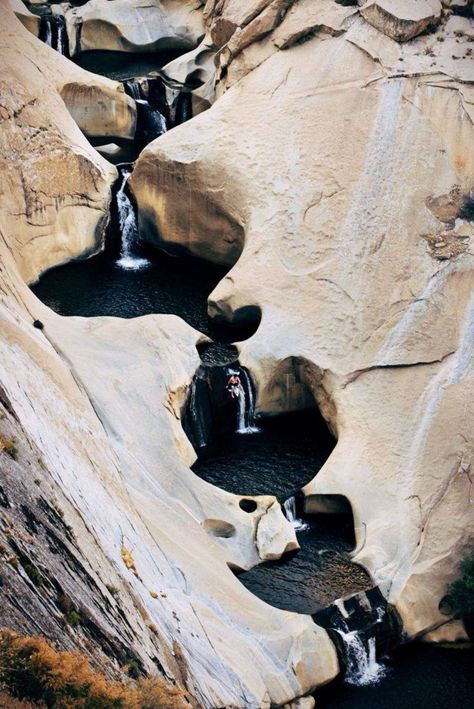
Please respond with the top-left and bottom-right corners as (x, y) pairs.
(334, 623), (387, 686)
(229, 367), (259, 435)
(39, 15), (69, 56)
(115, 167), (150, 271)
(314, 592), (393, 687)
(283, 495), (309, 532)
(124, 81), (168, 148)
(124, 81), (142, 102)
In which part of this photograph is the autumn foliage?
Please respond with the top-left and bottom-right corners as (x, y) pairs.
(0, 630), (188, 708)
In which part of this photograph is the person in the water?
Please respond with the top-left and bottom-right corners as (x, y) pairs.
(226, 374), (241, 399)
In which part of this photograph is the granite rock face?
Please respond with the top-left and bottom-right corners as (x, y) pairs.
(0, 4), (340, 707)
(132, 0), (474, 642)
(66, 0), (205, 54)
(360, 0), (443, 42)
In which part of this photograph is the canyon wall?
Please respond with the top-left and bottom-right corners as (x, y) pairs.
(0, 3), (339, 707)
(1, 1), (473, 707)
(132, 0), (474, 643)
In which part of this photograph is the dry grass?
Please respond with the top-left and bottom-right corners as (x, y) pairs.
(0, 433), (17, 459)
(0, 630), (189, 708)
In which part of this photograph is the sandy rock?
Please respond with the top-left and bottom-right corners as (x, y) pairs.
(69, 0), (205, 54)
(0, 5), (340, 704)
(284, 698), (316, 709)
(7, 0), (39, 34)
(360, 0), (443, 42)
(256, 500), (300, 560)
(60, 82), (136, 140)
(0, 5), (119, 283)
(422, 619), (470, 643)
(273, 0), (358, 49)
(132, 12), (474, 642)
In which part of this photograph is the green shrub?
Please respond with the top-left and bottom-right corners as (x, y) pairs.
(447, 551), (474, 618)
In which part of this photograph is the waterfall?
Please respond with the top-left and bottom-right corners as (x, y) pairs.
(40, 15), (69, 56)
(115, 167), (150, 271)
(334, 625), (386, 686)
(229, 367), (259, 435)
(124, 81), (168, 148)
(313, 588), (400, 688)
(175, 91), (193, 126)
(124, 81), (142, 102)
(283, 495), (309, 532)
(136, 100), (167, 145)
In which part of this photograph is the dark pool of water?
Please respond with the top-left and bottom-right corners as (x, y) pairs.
(192, 410), (335, 499)
(239, 517), (371, 614)
(31, 246), (244, 344)
(75, 49), (183, 80)
(319, 643), (474, 709)
(193, 409), (371, 612)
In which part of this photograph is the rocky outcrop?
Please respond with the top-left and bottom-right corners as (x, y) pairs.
(0, 4), (340, 706)
(132, 0), (474, 644)
(7, 0), (39, 34)
(66, 0), (205, 55)
(360, 0), (443, 42)
(0, 3), (120, 282)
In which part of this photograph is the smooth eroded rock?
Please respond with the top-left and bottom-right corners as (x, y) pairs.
(360, 0), (443, 42)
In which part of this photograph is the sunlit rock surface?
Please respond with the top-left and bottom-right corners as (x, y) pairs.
(0, 4), (339, 706)
(132, 0), (474, 642)
(66, 0), (205, 54)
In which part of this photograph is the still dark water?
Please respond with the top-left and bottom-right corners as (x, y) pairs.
(75, 49), (182, 80)
(32, 247), (226, 338)
(192, 410), (334, 499)
(318, 644), (474, 709)
(192, 410), (372, 613)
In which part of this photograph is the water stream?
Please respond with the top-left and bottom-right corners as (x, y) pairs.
(39, 15), (69, 56)
(115, 166), (150, 271)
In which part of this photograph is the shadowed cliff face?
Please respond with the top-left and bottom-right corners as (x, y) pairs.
(0, 389), (148, 673)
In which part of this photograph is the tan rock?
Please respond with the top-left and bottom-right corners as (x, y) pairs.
(360, 0), (443, 42)
(132, 13), (474, 643)
(273, 0), (358, 49)
(7, 0), (39, 34)
(0, 5), (340, 704)
(421, 619), (470, 643)
(256, 500), (300, 560)
(0, 4), (118, 283)
(69, 0), (205, 54)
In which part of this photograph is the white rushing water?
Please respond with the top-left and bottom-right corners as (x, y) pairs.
(115, 169), (150, 271)
(336, 629), (387, 686)
(233, 369), (259, 435)
(283, 496), (309, 532)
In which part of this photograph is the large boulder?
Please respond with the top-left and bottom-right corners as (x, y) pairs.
(68, 0), (205, 54)
(0, 3), (120, 282)
(131, 0), (474, 641)
(360, 0), (443, 42)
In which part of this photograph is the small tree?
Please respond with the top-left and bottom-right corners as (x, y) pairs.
(447, 551), (474, 618)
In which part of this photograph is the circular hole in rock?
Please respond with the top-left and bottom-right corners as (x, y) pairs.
(208, 305), (262, 344)
(239, 499), (257, 513)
